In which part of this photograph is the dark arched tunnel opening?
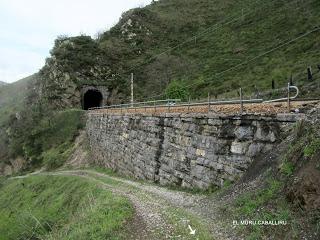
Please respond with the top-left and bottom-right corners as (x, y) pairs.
(83, 89), (103, 110)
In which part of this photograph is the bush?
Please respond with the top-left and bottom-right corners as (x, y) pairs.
(165, 80), (189, 101)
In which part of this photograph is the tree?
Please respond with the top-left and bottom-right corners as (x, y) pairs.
(165, 80), (189, 101)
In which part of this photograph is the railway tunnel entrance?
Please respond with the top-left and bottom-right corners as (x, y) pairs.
(82, 89), (103, 110)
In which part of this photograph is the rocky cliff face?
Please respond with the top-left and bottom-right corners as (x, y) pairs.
(38, 36), (115, 109)
(37, 8), (160, 109)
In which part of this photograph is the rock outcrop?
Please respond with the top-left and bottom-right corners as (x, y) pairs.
(38, 36), (114, 109)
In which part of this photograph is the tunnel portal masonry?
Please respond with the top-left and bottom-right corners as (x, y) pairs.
(81, 85), (109, 110)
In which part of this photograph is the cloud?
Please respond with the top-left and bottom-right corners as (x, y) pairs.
(0, 0), (152, 83)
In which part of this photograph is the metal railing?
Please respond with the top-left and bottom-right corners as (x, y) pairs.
(89, 84), (301, 114)
(89, 99), (181, 111)
(89, 98), (263, 114)
(263, 84), (299, 103)
(263, 84), (300, 112)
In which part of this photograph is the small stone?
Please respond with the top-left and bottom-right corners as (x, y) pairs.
(196, 149), (206, 157)
(234, 126), (254, 140)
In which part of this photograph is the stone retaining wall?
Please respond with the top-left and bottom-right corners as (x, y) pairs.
(86, 113), (300, 189)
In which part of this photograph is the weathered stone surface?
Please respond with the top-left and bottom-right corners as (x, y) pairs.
(86, 113), (294, 189)
(230, 141), (249, 155)
(235, 126), (254, 140)
(247, 143), (264, 157)
(254, 121), (278, 142)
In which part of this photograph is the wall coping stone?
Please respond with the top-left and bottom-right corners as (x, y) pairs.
(88, 112), (305, 123)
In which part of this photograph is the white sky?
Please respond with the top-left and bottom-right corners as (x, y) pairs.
(0, 0), (152, 83)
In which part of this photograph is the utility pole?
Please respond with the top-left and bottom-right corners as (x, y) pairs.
(307, 67), (313, 81)
(131, 73), (134, 107)
(240, 88), (243, 115)
(287, 82), (291, 113)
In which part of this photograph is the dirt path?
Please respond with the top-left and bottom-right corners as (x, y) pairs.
(12, 169), (244, 239)
(75, 170), (236, 239)
(53, 170), (210, 239)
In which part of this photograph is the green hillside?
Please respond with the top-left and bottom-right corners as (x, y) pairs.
(38, 0), (320, 104)
(0, 75), (36, 126)
(0, 75), (36, 163)
(95, 0), (320, 101)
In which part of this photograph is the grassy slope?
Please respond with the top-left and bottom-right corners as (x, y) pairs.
(7, 109), (86, 170)
(0, 175), (133, 240)
(0, 73), (86, 170)
(99, 0), (320, 100)
(35, 109), (86, 169)
(228, 121), (320, 239)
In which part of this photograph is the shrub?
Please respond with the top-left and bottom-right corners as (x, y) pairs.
(165, 80), (189, 101)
